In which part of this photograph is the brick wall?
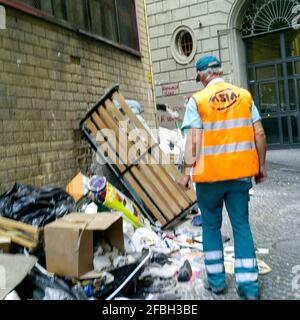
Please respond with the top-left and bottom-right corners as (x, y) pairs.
(0, 3), (156, 193)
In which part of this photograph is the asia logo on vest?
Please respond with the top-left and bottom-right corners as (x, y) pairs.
(209, 88), (241, 112)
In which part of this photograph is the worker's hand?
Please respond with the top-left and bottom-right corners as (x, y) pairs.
(179, 174), (191, 190)
(255, 165), (267, 184)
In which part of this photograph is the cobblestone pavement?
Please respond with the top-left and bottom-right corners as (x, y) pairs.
(166, 149), (300, 300)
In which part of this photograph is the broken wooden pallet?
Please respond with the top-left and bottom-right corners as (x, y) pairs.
(0, 216), (42, 250)
(80, 85), (197, 229)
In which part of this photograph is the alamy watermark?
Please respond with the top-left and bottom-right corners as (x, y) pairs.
(292, 5), (300, 30)
(0, 265), (6, 290)
(92, 121), (203, 167)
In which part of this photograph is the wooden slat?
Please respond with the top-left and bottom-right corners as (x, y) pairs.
(89, 109), (169, 224)
(146, 165), (185, 210)
(92, 112), (125, 165)
(83, 90), (198, 227)
(151, 147), (195, 204)
(88, 113), (125, 170)
(0, 216), (40, 238)
(132, 165), (176, 220)
(112, 92), (196, 205)
(86, 122), (126, 177)
(104, 100), (156, 160)
(0, 224), (37, 242)
(125, 171), (167, 225)
(140, 145), (192, 208)
(0, 228), (37, 250)
(101, 101), (179, 219)
(85, 119), (98, 136)
(105, 96), (189, 212)
(104, 99), (187, 212)
(96, 106), (145, 166)
(113, 92), (148, 132)
(158, 148), (197, 203)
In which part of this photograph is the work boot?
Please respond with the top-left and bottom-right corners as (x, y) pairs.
(203, 278), (226, 295)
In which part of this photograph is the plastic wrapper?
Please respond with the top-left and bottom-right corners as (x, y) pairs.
(88, 176), (150, 229)
(0, 183), (75, 227)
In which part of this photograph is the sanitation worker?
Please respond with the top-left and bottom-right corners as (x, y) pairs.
(180, 55), (267, 300)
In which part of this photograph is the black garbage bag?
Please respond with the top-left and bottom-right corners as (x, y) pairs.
(16, 267), (88, 300)
(0, 183), (75, 227)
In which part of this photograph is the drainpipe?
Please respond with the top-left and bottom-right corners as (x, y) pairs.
(217, 29), (232, 64)
(217, 30), (222, 63)
(143, 0), (159, 130)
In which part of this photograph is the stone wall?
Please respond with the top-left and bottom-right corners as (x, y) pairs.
(146, 0), (238, 128)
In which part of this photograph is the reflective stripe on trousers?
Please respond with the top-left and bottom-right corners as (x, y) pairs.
(205, 250), (224, 275)
(235, 258), (257, 269)
(236, 272), (258, 283)
(205, 250), (223, 261)
(206, 263), (224, 274)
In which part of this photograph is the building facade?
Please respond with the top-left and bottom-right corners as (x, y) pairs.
(147, 0), (300, 148)
(0, 0), (156, 193)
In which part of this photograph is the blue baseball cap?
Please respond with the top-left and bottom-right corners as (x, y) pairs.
(195, 56), (221, 82)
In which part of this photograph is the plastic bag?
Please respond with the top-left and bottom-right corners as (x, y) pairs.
(131, 228), (162, 252)
(0, 183), (75, 227)
(43, 287), (74, 300)
(17, 267), (88, 300)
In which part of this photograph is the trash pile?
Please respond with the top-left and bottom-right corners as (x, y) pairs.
(0, 172), (272, 301)
(79, 85), (198, 230)
(0, 173), (207, 301)
(0, 87), (272, 300)
(0, 170), (272, 301)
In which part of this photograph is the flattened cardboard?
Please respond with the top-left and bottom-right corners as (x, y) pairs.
(44, 213), (124, 278)
(66, 172), (90, 202)
(0, 254), (37, 300)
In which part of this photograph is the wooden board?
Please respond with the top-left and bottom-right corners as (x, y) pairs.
(0, 217), (42, 250)
(80, 85), (197, 228)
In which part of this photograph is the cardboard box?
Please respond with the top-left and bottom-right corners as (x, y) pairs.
(44, 213), (124, 278)
(0, 237), (11, 254)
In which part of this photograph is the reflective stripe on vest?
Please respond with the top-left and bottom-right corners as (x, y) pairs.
(203, 118), (252, 131)
(203, 141), (256, 156)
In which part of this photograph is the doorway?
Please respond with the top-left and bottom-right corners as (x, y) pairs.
(246, 29), (300, 147)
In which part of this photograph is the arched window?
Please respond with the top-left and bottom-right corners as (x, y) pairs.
(241, 0), (300, 38)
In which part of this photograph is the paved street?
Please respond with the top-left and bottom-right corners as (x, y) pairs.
(168, 149), (300, 300)
(247, 149), (300, 300)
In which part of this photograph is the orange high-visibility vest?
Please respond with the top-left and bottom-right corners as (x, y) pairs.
(192, 81), (259, 183)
